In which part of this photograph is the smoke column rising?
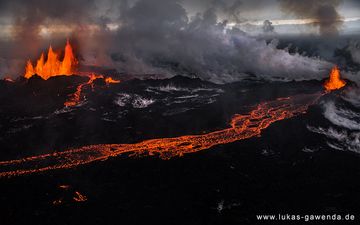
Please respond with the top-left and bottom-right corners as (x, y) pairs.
(278, 0), (344, 36)
(0, 0), (336, 82)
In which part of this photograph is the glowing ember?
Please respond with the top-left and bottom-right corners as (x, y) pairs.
(53, 185), (87, 205)
(105, 77), (121, 84)
(3, 77), (14, 82)
(73, 191), (87, 202)
(59, 185), (70, 190)
(52, 199), (63, 205)
(0, 93), (322, 177)
(324, 66), (346, 91)
(24, 40), (78, 80)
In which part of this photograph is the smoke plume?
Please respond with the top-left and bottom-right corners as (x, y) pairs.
(279, 0), (343, 36)
(0, 0), (335, 83)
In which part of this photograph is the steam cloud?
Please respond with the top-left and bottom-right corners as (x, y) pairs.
(278, 0), (343, 36)
(348, 41), (360, 64)
(308, 99), (360, 154)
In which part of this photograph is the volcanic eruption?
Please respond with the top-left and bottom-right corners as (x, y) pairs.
(0, 35), (349, 177)
(324, 66), (346, 91)
(2, 1), (360, 225)
(24, 40), (78, 80)
(0, 49), (349, 177)
(22, 39), (121, 107)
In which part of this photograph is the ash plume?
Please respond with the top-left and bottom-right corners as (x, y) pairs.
(211, 0), (243, 23)
(279, 0), (343, 36)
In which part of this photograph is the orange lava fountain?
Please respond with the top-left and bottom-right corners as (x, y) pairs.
(24, 40), (78, 80)
(0, 92), (322, 178)
(23, 39), (121, 107)
(324, 66), (346, 91)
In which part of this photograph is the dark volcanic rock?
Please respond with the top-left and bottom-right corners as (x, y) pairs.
(0, 75), (359, 225)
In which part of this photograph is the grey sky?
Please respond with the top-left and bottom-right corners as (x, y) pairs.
(0, 0), (359, 24)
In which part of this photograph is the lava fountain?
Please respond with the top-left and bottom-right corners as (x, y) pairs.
(24, 40), (78, 80)
(23, 39), (120, 107)
(324, 66), (346, 91)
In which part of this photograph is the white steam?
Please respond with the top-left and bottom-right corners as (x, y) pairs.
(323, 101), (360, 131)
(308, 126), (360, 154)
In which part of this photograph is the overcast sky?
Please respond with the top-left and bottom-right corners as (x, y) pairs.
(0, 0), (359, 37)
(183, 0), (360, 20)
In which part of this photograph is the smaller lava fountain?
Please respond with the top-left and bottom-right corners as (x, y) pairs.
(24, 40), (78, 80)
(324, 66), (346, 91)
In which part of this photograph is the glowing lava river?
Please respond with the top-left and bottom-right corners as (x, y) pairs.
(0, 92), (323, 178)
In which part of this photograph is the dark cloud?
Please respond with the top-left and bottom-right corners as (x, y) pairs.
(99, 0), (332, 83)
(210, 0), (243, 22)
(0, 0), (98, 38)
(263, 20), (275, 33)
(278, 0), (343, 36)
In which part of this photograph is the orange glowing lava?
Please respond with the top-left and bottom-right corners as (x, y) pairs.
(64, 73), (104, 107)
(73, 191), (87, 202)
(105, 77), (121, 84)
(0, 93), (322, 178)
(23, 39), (120, 107)
(324, 66), (346, 91)
(64, 73), (120, 107)
(53, 185), (87, 205)
(24, 40), (78, 80)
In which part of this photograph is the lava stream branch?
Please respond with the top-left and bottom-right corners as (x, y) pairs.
(0, 92), (322, 178)
(64, 74), (104, 107)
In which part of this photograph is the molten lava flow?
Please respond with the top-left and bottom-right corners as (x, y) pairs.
(0, 93), (322, 178)
(64, 73), (104, 107)
(324, 66), (346, 91)
(64, 74), (120, 107)
(24, 40), (78, 80)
